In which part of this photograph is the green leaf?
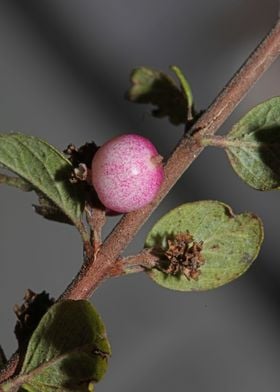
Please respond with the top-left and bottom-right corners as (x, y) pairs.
(170, 65), (194, 121)
(225, 97), (280, 190)
(10, 300), (110, 392)
(145, 201), (263, 291)
(127, 66), (189, 125)
(0, 133), (85, 225)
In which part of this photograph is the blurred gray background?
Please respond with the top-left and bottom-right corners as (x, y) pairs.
(0, 1), (280, 391)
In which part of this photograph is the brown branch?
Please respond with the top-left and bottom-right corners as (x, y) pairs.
(85, 203), (106, 252)
(60, 18), (280, 301)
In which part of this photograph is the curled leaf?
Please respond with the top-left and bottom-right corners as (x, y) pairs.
(127, 66), (190, 125)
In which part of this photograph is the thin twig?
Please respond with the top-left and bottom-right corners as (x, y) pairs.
(60, 18), (280, 301)
(109, 250), (159, 278)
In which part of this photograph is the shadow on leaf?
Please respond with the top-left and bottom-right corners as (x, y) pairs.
(254, 126), (280, 187)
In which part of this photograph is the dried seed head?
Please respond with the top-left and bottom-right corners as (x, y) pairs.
(155, 232), (205, 280)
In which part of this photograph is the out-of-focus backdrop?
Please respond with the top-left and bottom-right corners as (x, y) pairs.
(0, 1), (280, 391)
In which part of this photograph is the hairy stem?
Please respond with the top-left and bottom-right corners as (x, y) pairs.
(60, 18), (280, 301)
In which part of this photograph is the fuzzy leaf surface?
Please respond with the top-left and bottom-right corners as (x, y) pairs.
(15, 300), (111, 392)
(145, 201), (263, 291)
(226, 97), (280, 190)
(127, 66), (188, 125)
(0, 133), (84, 224)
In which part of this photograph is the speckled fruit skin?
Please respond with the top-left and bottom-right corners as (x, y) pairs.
(91, 134), (164, 213)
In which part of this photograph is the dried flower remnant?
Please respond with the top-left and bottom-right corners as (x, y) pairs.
(14, 289), (54, 346)
(155, 232), (205, 280)
(64, 142), (99, 169)
(64, 142), (99, 184)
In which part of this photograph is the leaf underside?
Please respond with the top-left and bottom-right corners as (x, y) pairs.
(145, 201), (263, 291)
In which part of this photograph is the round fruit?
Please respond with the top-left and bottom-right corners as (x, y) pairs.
(91, 134), (164, 213)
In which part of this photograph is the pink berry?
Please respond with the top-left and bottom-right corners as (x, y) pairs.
(91, 134), (164, 213)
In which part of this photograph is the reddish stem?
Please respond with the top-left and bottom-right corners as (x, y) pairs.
(0, 353), (19, 385)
